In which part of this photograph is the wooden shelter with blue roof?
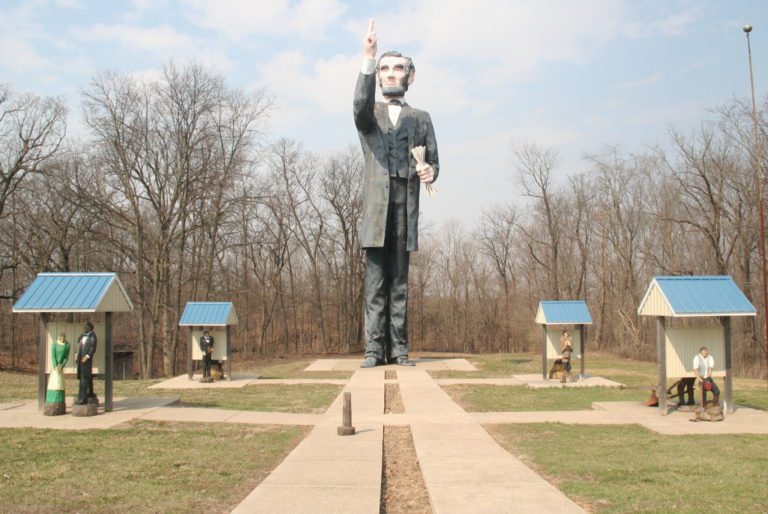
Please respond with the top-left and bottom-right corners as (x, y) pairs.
(13, 272), (134, 412)
(179, 302), (238, 381)
(638, 276), (756, 415)
(535, 300), (593, 380)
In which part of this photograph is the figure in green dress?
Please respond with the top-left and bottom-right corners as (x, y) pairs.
(44, 332), (70, 416)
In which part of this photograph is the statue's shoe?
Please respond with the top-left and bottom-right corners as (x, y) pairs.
(361, 357), (384, 368)
(393, 356), (415, 366)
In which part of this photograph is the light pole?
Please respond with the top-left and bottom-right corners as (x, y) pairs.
(744, 24), (768, 388)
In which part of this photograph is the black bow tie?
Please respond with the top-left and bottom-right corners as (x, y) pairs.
(388, 99), (403, 106)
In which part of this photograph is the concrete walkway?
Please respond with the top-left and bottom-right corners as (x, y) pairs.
(149, 374), (347, 389)
(399, 369), (585, 513)
(305, 357), (478, 372)
(232, 367), (585, 514)
(512, 373), (624, 388)
(0, 397), (177, 430)
(232, 369), (386, 514)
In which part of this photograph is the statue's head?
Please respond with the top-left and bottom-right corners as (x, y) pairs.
(204, 330), (210, 336)
(377, 51), (415, 97)
(85, 321), (93, 331)
(699, 346), (709, 357)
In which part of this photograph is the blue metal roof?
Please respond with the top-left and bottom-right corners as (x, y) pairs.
(12, 272), (131, 312)
(653, 276), (756, 316)
(537, 301), (592, 325)
(179, 302), (237, 326)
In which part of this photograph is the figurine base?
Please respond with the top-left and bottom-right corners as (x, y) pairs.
(337, 426), (356, 436)
(44, 402), (66, 416)
(72, 403), (98, 417)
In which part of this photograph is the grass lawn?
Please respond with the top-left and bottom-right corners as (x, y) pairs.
(486, 423), (768, 513)
(232, 357), (354, 379)
(0, 420), (308, 513)
(443, 384), (649, 411)
(0, 372), (343, 414)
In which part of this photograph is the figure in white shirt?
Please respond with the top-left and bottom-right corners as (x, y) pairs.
(693, 346), (720, 404)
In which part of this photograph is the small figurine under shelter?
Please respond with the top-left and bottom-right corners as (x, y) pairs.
(44, 332), (70, 416)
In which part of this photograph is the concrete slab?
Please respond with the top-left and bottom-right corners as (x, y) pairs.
(232, 485), (380, 514)
(0, 397), (177, 430)
(304, 359), (339, 371)
(434, 378), (525, 386)
(593, 401), (768, 435)
(513, 374), (624, 389)
(254, 378), (349, 385)
(313, 357), (477, 371)
(0, 401), (27, 411)
(472, 410), (629, 425)
(149, 374), (260, 389)
(232, 369), (385, 514)
(399, 369), (586, 514)
(444, 359), (478, 371)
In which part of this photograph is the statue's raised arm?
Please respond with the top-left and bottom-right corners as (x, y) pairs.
(363, 18), (377, 60)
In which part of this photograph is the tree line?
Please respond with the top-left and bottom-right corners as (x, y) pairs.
(0, 62), (766, 377)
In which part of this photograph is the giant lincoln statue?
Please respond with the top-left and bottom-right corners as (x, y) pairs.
(354, 19), (440, 368)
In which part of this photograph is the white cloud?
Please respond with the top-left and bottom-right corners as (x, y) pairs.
(623, 5), (701, 39)
(181, 0), (348, 41)
(254, 50), (358, 137)
(69, 22), (236, 72)
(72, 23), (194, 54)
(361, 1), (625, 82)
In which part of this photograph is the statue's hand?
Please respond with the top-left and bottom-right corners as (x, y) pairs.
(363, 18), (377, 59)
(417, 163), (435, 184)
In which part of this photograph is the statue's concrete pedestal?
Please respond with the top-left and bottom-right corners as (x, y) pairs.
(43, 402), (66, 416)
(72, 397), (99, 417)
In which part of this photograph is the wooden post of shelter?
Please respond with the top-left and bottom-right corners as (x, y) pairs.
(541, 324), (547, 379)
(579, 324), (586, 379)
(188, 328), (194, 380)
(722, 316), (733, 414)
(656, 316), (667, 415)
(38, 313), (49, 411)
(226, 325), (232, 381)
(104, 312), (113, 412)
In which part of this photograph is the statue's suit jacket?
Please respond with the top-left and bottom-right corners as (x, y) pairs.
(353, 72), (439, 251)
(75, 331), (97, 378)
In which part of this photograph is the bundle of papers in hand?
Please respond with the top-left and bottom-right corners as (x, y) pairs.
(411, 146), (437, 196)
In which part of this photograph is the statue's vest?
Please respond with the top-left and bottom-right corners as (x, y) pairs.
(386, 118), (409, 178)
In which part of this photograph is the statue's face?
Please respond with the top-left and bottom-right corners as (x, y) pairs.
(700, 348), (709, 358)
(378, 55), (413, 96)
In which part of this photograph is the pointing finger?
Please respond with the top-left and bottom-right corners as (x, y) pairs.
(368, 18), (374, 34)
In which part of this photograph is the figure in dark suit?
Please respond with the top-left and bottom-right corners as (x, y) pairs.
(354, 20), (439, 367)
(75, 321), (97, 405)
(199, 330), (214, 379)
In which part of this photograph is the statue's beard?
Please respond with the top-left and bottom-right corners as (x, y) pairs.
(381, 84), (407, 96)
(379, 75), (409, 96)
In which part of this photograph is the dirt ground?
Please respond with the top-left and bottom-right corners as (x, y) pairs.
(380, 425), (432, 513)
(385, 382), (405, 414)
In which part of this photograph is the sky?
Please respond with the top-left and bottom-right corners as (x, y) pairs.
(1, 0), (766, 227)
